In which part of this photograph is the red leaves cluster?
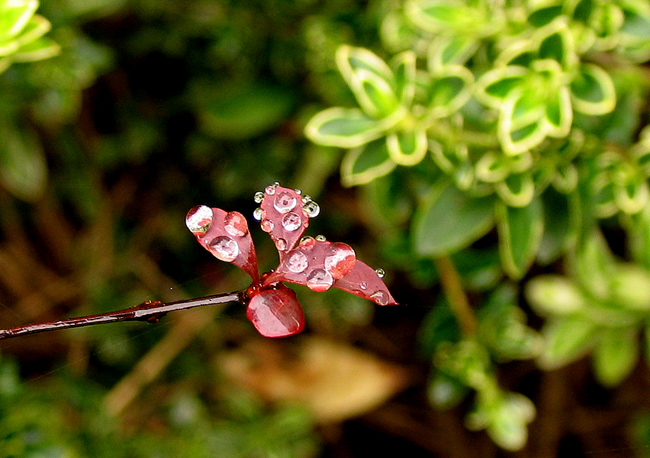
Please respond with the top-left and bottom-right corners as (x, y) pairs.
(186, 183), (397, 337)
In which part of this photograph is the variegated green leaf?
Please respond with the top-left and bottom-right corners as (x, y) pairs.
(391, 51), (416, 106)
(526, 275), (586, 316)
(428, 35), (479, 71)
(0, 0), (38, 42)
(475, 66), (528, 108)
(386, 129), (427, 166)
(496, 173), (535, 207)
(341, 138), (396, 187)
(496, 197), (544, 278)
(544, 86), (572, 137)
(336, 45), (400, 118)
(428, 66), (473, 118)
(304, 107), (390, 148)
(571, 63), (616, 115)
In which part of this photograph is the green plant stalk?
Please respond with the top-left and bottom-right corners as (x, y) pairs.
(435, 255), (477, 336)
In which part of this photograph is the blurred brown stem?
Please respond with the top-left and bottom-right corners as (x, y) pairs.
(434, 256), (477, 336)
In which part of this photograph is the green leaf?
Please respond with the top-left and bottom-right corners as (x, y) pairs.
(406, 0), (499, 35)
(537, 188), (579, 264)
(391, 51), (416, 106)
(428, 35), (478, 71)
(196, 81), (295, 140)
(525, 275), (587, 315)
(341, 138), (396, 187)
(544, 86), (572, 136)
(571, 63), (616, 115)
(414, 180), (495, 257)
(386, 129), (427, 166)
(484, 393), (535, 451)
(0, 122), (47, 201)
(571, 230), (615, 300)
(475, 66), (528, 108)
(538, 316), (599, 369)
(610, 265), (650, 311)
(629, 204), (650, 270)
(336, 45), (399, 118)
(13, 35), (59, 61)
(0, 0), (38, 42)
(496, 197), (544, 279)
(427, 371), (469, 409)
(305, 107), (388, 148)
(427, 66), (473, 117)
(495, 173), (535, 207)
(592, 327), (638, 387)
(537, 19), (576, 69)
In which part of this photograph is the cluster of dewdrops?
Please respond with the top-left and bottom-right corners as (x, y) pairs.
(250, 182), (385, 279)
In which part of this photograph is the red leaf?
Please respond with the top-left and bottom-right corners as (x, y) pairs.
(186, 206), (259, 281)
(246, 285), (305, 338)
(334, 260), (398, 305)
(265, 238), (357, 292)
(256, 184), (318, 261)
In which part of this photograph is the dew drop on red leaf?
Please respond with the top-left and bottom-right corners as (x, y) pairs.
(246, 286), (305, 338)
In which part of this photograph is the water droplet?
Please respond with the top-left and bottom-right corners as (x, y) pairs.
(375, 268), (385, 278)
(315, 235), (326, 242)
(286, 251), (308, 273)
(209, 236), (239, 262)
(265, 185), (276, 195)
(303, 201), (320, 218)
(185, 205), (213, 234)
(306, 268), (334, 292)
(282, 212), (302, 231)
(299, 236), (315, 248)
(275, 238), (287, 251)
(294, 188), (302, 195)
(224, 212), (248, 237)
(370, 290), (389, 305)
(360, 281), (368, 290)
(274, 191), (297, 213)
(253, 207), (263, 221)
(324, 243), (356, 280)
(254, 191), (265, 203)
(261, 219), (274, 232)
(302, 195), (312, 204)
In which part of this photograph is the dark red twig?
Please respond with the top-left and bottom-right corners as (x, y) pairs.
(0, 291), (244, 341)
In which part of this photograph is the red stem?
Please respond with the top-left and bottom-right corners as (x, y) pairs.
(0, 291), (244, 341)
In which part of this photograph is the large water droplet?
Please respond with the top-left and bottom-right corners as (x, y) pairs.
(224, 212), (248, 237)
(306, 269), (333, 292)
(254, 191), (265, 203)
(315, 235), (326, 242)
(209, 236), (239, 262)
(286, 251), (308, 273)
(282, 212), (302, 231)
(275, 238), (287, 251)
(303, 201), (320, 218)
(274, 191), (297, 213)
(186, 205), (213, 234)
(324, 243), (356, 280)
(261, 219), (274, 232)
(265, 184), (277, 195)
(253, 207), (263, 221)
(370, 290), (389, 305)
(375, 268), (385, 278)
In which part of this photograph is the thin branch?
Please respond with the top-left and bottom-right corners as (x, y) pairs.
(434, 255), (477, 337)
(0, 291), (245, 341)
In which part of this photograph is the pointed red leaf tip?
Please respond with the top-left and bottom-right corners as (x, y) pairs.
(253, 183), (319, 261)
(246, 285), (305, 338)
(186, 206), (259, 281)
(266, 236), (397, 306)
